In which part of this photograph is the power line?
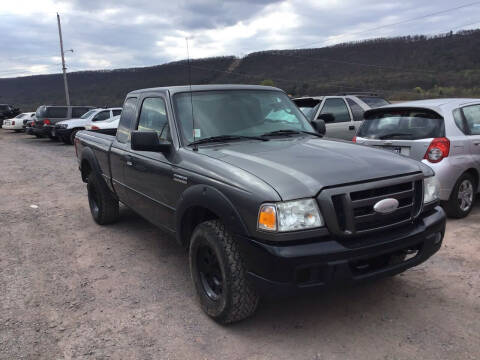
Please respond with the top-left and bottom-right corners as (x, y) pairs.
(295, 1), (480, 49)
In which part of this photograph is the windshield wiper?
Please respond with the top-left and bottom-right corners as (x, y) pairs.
(188, 135), (269, 146)
(378, 132), (413, 139)
(261, 129), (323, 138)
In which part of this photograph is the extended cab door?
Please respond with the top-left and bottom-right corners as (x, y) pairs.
(110, 97), (138, 202)
(122, 96), (177, 232)
(316, 97), (354, 140)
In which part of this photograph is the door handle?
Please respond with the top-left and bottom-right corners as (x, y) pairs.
(474, 142), (480, 146)
(124, 155), (133, 166)
(349, 125), (355, 130)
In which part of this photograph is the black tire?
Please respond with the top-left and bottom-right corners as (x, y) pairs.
(69, 129), (80, 145)
(189, 220), (259, 324)
(87, 173), (119, 225)
(445, 173), (476, 218)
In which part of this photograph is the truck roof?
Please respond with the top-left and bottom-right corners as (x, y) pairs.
(127, 84), (282, 96)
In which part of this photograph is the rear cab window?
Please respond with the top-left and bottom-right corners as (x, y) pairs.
(346, 98), (364, 121)
(116, 98), (138, 143)
(358, 108), (444, 140)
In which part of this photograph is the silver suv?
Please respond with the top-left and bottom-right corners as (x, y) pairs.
(293, 93), (389, 140)
(355, 98), (480, 218)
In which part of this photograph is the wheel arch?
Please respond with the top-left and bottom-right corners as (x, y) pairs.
(175, 185), (250, 247)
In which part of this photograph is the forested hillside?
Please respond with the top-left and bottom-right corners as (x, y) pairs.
(2, 30), (480, 111)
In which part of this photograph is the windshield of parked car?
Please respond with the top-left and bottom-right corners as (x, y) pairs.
(15, 114), (26, 118)
(80, 109), (97, 119)
(173, 90), (314, 144)
(358, 108), (444, 140)
(358, 96), (390, 108)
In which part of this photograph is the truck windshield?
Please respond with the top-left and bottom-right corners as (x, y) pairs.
(81, 109), (97, 119)
(358, 109), (444, 140)
(173, 90), (313, 144)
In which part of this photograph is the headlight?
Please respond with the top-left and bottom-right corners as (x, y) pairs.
(424, 176), (440, 204)
(58, 123), (68, 129)
(258, 199), (324, 232)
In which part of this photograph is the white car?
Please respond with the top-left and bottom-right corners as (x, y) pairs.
(54, 107), (122, 144)
(85, 115), (120, 135)
(2, 112), (36, 131)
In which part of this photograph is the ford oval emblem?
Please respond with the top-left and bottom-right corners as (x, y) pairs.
(373, 198), (399, 214)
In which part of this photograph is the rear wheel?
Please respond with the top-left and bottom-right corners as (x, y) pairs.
(87, 173), (119, 225)
(446, 173), (476, 218)
(189, 220), (259, 324)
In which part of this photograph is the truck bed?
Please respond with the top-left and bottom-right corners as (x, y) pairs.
(76, 130), (115, 183)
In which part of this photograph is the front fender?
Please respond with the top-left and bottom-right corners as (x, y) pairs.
(175, 185), (250, 245)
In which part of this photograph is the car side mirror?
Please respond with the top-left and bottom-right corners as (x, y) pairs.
(131, 131), (171, 153)
(318, 113), (335, 123)
(311, 119), (326, 135)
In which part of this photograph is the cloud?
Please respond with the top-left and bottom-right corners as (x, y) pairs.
(1, 0), (480, 78)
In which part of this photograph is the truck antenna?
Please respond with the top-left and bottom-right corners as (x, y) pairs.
(185, 37), (198, 151)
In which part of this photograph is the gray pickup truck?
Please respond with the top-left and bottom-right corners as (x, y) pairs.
(75, 85), (446, 324)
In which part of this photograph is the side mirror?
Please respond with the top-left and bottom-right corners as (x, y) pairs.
(131, 131), (171, 153)
(318, 113), (335, 123)
(311, 119), (326, 135)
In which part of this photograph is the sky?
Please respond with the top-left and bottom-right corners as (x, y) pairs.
(1, 0), (480, 78)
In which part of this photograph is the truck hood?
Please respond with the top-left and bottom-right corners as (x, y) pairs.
(199, 136), (431, 200)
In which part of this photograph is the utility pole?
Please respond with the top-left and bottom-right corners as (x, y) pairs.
(57, 13), (70, 106)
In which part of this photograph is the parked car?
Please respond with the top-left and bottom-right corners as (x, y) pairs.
(293, 93), (389, 140)
(55, 107), (122, 144)
(30, 105), (95, 139)
(75, 85), (445, 324)
(0, 104), (21, 127)
(84, 115), (120, 136)
(2, 112), (35, 132)
(354, 98), (480, 218)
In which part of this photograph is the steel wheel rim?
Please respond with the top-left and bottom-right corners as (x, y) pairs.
(197, 245), (223, 301)
(458, 179), (474, 212)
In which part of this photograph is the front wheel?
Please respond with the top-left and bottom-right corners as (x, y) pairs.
(189, 220), (259, 324)
(445, 173), (476, 218)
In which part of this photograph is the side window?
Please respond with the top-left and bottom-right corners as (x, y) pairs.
(112, 109), (122, 116)
(462, 104), (480, 135)
(93, 110), (110, 121)
(346, 98), (365, 121)
(453, 108), (466, 134)
(137, 97), (170, 140)
(116, 98), (138, 143)
(72, 107), (91, 118)
(46, 107), (68, 118)
(319, 98), (351, 123)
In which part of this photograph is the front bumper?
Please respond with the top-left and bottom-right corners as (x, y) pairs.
(54, 127), (73, 139)
(237, 206), (445, 297)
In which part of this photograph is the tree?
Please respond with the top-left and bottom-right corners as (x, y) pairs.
(260, 79), (275, 86)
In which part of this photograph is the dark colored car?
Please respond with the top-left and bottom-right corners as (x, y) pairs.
(75, 85), (445, 324)
(0, 104), (21, 127)
(30, 105), (94, 139)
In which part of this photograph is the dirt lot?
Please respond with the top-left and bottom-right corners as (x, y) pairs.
(0, 130), (479, 360)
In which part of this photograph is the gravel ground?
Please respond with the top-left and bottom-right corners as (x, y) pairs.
(0, 130), (479, 360)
